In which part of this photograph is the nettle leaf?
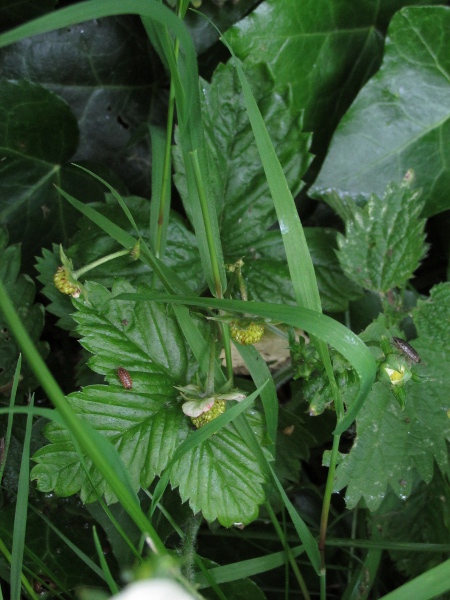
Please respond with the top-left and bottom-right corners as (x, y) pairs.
(0, 230), (48, 392)
(373, 471), (450, 580)
(334, 283), (450, 511)
(311, 6), (450, 217)
(171, 411), (267, 527)
(336, 180), (428, 293)
(32, 279), (268, 524)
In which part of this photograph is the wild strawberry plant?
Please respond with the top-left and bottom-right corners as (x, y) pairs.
(0, 1), (449, 599)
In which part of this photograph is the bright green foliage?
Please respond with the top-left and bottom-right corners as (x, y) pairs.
(0, 230), (47, 391)
(171, 411), (267, 526)
(336, 180), (428, 293)
(374, 472), (450, 581)
(173, 62), (358, 311)
(311, 6), (450, 217)
(30, 280), (268, 525)
(334, 282), (450, 511)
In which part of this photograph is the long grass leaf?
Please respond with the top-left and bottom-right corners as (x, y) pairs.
(10, 396), (34, 600)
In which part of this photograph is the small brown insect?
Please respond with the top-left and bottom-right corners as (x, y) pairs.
(117, 367), (132, 389)
(392, 337), (421, 364)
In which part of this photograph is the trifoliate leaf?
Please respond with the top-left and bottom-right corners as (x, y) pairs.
(334, 283), (450, 510)
(69, 196), (204, 292)
(170, 411), (267, 527)
(73, 280), (194, 384)
(31, 279), (269, 524)
(0, 231), (48, 392)
(336, 179), (428, 293)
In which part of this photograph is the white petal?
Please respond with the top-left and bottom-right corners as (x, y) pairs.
(111, 579), (195, 600)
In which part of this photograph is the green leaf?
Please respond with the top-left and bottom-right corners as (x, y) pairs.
(173, 62), (311, 243)
(0, 80), (121, 265)
(70, 196), (204, 292)
(311, 6), (450, 217)
(170, 410), (267, 527)
(73, 280), (194, 384)
(336, 180), (428, 293)
(374, 472), (450, 581)
(0, 231), (48, 392)
(31, 278), (269, 525)
(0, 16), (157, 194)
(224, 0), (386, 138)
(334, 283), (450, 511)
(31, 383), (186, 503)
(35, 244), (76, 332)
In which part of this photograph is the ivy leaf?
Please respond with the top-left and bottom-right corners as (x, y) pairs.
(170, 411), (267, 527)
(0, 16), (159, 196)
(334, 283), (450, 511)
(0, 230), (48, 392)
(336, 179), (428, 293)
(311, 6), (450, 217)
(0, 81), (120, 267)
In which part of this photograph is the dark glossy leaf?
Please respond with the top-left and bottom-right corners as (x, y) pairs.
(0, 231), (48, 393)
(311, 6), (450, 216)
(224, 0), (387, 142)
(0, 81), (122, 266)
(0, 16), (159, 196)
(0, 0), (56, 32)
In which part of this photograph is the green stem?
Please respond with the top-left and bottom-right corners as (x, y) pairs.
(266, 502), (311, 600)
(73, 248), (130, 278)
(318, 433), (341, 599)
(189, 149), (223, 299)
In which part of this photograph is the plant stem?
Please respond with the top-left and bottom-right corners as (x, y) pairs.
(266, 502), (311, 600)
(73, 248), (130, 278)
(318, 432), (341, 600)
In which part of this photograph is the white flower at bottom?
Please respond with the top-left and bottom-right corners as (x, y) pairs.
(111, 579), (195, 600)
